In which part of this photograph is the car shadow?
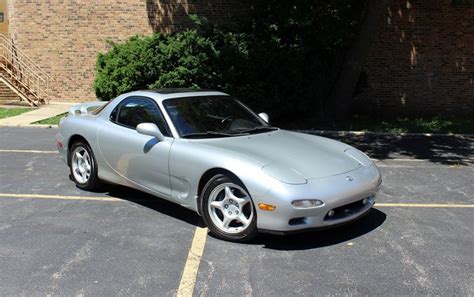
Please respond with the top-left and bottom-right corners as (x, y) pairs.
(232, 208), (386, 251)
(83, 182), (204, 228)
(77, 180), (386, 250)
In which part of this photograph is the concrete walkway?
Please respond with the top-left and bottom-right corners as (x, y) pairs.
(0, 103), (73, 125)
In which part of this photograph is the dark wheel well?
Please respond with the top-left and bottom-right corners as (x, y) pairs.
(197, 168), (241, 199)
(197, 168), (246, 216)
(67, 135), (88, 166)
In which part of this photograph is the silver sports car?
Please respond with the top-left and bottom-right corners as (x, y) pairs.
(57, 89), (382, 242)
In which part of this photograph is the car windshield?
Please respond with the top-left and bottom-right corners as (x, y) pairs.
(163, 96), (276, 138)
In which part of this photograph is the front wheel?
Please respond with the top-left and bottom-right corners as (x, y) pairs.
(69, 141), (102, 191)
(200, 174), (258, 242)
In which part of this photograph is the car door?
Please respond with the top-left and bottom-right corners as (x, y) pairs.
(97, 96), (173, 198)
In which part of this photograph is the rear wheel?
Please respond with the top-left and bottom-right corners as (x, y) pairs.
(69, 141), (101, 191)
(200, 174), (257, 242)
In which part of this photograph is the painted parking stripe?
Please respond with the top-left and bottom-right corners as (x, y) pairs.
(0, 193), (473, 208)
(0, 149), (424, 161)
(0, 149), (58, 154)
(2, 149), (469, 164)
(1, 192), (473, 296)
(176, 226), (208, 297)
(0, 193), (122, 202)
(0, 191), (208, 297)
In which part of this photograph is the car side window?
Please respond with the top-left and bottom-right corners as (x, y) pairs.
(111, 97), (171, 137)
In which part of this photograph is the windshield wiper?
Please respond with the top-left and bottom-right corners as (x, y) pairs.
(181, 131), (237, 139)
(236, 126), (278, 134)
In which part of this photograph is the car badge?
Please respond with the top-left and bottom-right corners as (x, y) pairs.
(346, 176), (353, 182)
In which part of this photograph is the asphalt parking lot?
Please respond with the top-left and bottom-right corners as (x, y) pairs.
(0, 127), (473, 296)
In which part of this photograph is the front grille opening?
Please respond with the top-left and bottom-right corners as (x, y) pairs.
(324, 198), (367, 221)
(289, 217), (307, 226)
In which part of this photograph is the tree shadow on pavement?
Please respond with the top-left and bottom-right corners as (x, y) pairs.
(307, 132), (474, 166)
(250, 208), (386, 251)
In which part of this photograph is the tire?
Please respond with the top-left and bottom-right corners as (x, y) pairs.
(200, 174), (258, 242)
(69, 140), (102, 191)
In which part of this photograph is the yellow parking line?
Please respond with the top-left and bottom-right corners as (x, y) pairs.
(176, 226), (208, 297)
(1, 193), (473, 209)
(2, 193), (473, 208)
(0, 149), (57, 154)
(0, 191), (209, 296)
(1, 191), (473, 296)
(0, 193), (122, 202)
(375, 202), (474, 208)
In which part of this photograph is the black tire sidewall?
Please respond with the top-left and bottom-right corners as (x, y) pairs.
(200, 174), (258, 242)
(69, 141), (101, 191)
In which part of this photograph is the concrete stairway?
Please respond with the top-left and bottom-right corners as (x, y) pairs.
(0, 34), (51, 107)
(0, 82), (21, 104)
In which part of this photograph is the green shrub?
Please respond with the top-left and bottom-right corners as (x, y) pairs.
(95, 2), (363, 125)
(95, 32), (219, 100)
(94, 28), (321, 123)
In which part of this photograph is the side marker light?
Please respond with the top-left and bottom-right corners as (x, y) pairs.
(258, 203), (276, 211)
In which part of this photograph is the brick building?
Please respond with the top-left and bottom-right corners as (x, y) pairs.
(4, 0), (246, 103)
(2, 0), (474, 115)
(356, 0), (474, 116)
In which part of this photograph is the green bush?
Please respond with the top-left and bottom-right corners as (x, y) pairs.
(94, 28), (322, 123)
(94, 31), (220, 100)
(95, 2), (363, 125)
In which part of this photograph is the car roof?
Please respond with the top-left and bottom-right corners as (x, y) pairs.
(123, 88), (229, 102)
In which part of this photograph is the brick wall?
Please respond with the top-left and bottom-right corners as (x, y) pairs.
(356, 0), (474, 116)
(8, 0), (247, 102)
(9, 0), (474, 114)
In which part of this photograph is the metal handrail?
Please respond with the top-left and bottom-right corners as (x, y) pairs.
(0, 34), (50, 104)
(0, 34), (52, 80)
(0, 48), (46, 85)
(0, 39), (46, 84)
(0, 51), (47, 97)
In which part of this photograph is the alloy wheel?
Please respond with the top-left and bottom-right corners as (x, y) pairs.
(71, 146), (92, 184)
(207, 182), (254, 234)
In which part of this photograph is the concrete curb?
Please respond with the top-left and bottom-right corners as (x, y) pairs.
(0, 124), (58, 129)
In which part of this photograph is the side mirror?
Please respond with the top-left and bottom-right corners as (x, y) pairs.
(258, 112), (269, 123)
(136, 123), (165, 141)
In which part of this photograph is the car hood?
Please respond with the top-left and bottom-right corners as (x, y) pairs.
(198, 130), (366, 183)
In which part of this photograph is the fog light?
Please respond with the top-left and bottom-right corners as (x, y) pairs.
(292, 199), (324, 209)
(327, 210), (335, 217)
(363, 198), (368, 205)
(258, 203), (276, 211)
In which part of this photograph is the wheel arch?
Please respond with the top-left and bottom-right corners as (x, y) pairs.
(197, 167), (244, 215)
(67, 134), (89, 166)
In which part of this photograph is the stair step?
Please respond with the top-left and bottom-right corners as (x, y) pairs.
(0, 34), (50, 106)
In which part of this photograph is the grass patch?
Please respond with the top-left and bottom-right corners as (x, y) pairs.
(324, 116), (474, 134)
(33, 113), (67, 125)
(0, 107), (35, 119)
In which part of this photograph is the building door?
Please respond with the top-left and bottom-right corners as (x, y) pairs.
(0, 0), (8, 35)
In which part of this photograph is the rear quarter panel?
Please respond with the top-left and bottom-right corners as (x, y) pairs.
(60, 115), (106, 173)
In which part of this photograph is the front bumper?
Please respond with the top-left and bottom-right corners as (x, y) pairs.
(255, 164), (381, 232)
(258, 205), (373, 235)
